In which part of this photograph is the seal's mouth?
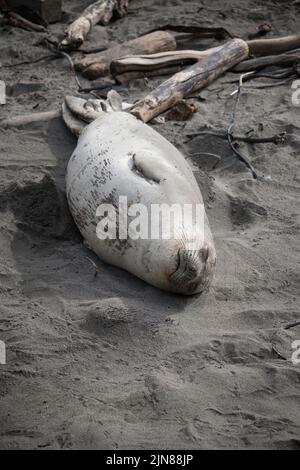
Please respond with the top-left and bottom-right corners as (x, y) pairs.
(169, 243), (216, 294)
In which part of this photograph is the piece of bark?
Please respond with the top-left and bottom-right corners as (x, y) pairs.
(0, 109), (61, 127)
(244, 23), (272, 40)
(115, 65), (182, 84)
(131, 38), (249, 123)
(233, 53), (300, 72)
(165, 100), (197, 121)
(60, 0), (129, 50)
(76, 31), (177, 79)
(247, 33), (300, 57)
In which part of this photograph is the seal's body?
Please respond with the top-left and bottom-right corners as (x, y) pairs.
(66, 111), (216, 294)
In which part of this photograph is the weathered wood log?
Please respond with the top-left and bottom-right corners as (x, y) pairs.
(60, 0), (129, 50)
(131, 38), (249, 123)
(76, 31), (177, 79)
(247, 33), (300, 56)
(233, 52), (300, 72)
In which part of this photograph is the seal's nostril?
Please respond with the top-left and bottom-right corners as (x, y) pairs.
(201, 245), (209, 263)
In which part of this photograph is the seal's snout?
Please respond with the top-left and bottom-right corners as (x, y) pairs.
(169, 242), (216, 295)
(201, 245), (210, 263)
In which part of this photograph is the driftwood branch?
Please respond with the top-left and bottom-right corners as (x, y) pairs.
(111, 34), (300, 81)
(61, 0), (129, 50)
(131, 38), (249, 123)
(233, 53), (300, 72)
(247, 33), (300, 56)
(110, 49), (217, 76)
(7, 11), (47, 33)
(0, 110), (61, 128)
(75, 31), (177, 79)
(142, 23), (273, 42)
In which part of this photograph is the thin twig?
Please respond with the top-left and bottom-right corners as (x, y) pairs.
(1, 54), (55, 68)
(85, 256), (98, 278)
(42, 38), (83, 90)
(284, 321), (300, 330)
(271, 345), (287, 360)
(55, 50), (82, 90)
(186, 130), (287, 144)
(3, 35), (82, 90)
(227, 73), (258, 179)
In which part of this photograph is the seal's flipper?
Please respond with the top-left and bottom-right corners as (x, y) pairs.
(62, 101), (85, 137)
(62, 91), (131, 136)
(132, 150), (173, 184)
(106, 90), (123, 111)
(64, 96), (102, 123)
(63, 95), (110, 135)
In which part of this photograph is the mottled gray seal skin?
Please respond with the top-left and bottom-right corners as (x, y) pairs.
(66, 111), (216, 294)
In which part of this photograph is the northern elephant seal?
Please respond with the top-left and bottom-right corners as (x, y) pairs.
(63, 95), (216, 294)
